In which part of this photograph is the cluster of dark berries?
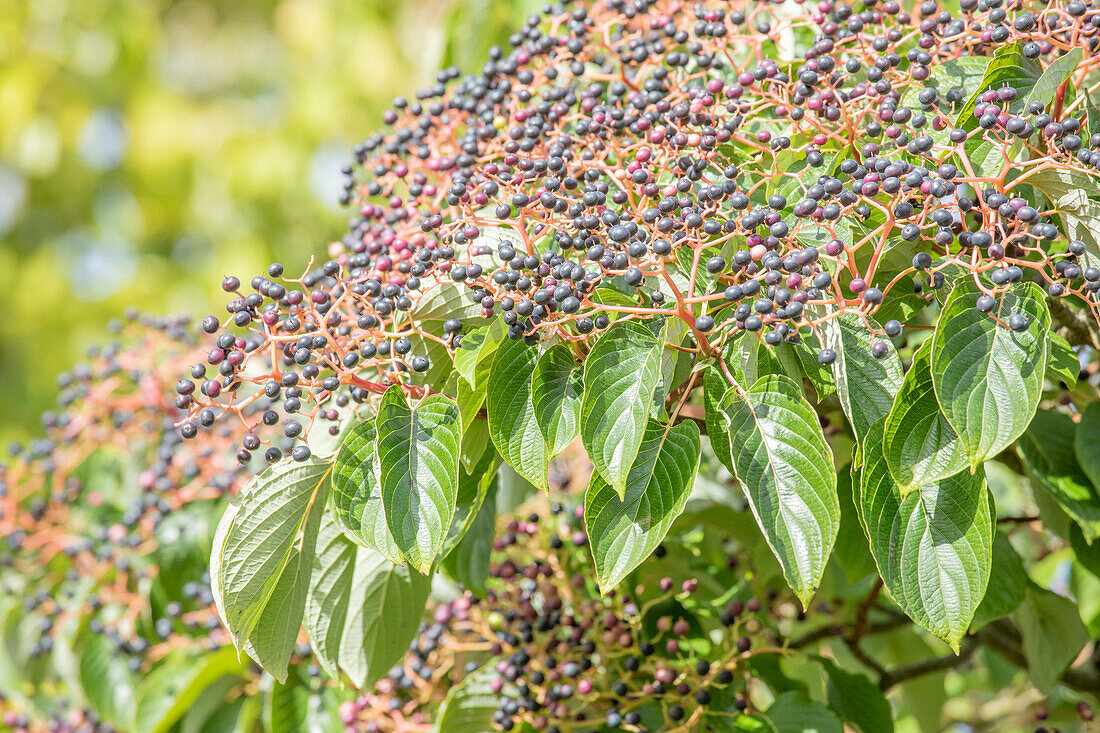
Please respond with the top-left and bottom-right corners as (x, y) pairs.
(179, 0), (1100, 457)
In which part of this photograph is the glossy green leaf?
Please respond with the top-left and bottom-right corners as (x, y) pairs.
(821, 313), (903, 442)
(304, 511), (432, 689)
(376, 387), (462, 573)
(883, 339), (967, 494)
(1014, 584), (1089, 692)
(331, 419), (401, 563)
(486, 337), (549, 490)
(531, 344), (582, 456)
(581, 318), (666, 495)
(714, 374), (839, 606)
(1019, 409), (1100, 541)
(215, 456), (331, 680)
(585, 419), (701, 590)
(930, 280), (1049, 468)
(859, 422), (993, 651)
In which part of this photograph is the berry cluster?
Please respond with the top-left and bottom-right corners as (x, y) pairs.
(178, 0), (1100, 457)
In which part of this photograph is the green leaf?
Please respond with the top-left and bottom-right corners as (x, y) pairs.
(585, 419), (701, 590)
(412, 280), (485, 321)
(376, 387), (462, 573)
(859, 422), (993, 651)
(1018, 409), (1100, 541)
(79, 634), (137, 727)
(883, 339), (968, 494)
(486, 337), (549, 490)
(442, 490), (497, 596)
(954, 42), (1041, 127)
(1022, 48), (1081, 112)
(714, 374), (839, 606)
(834, 466), (877, 582)
(330, 419), (402, 563)
(304, 511), (432, 689)
(215, 456), (331, 680)
(929, 280), (1050, 469)
(1014, 584), (1089, 692)
(531, 344), (582, 457)
(265, 668), (333, 733)
(821, 313), (903, 442)
(581, 318), (666, 495)
(818, 657), (894, 733)
(442, 448), (499, 559)
(703, 365), (736, 470)
(134, 647), (246, 733)
(1047, 333), (1080, 387)
(1075, 401), (1100, 494)
(433, 667), (500, 733)
(1070, 521), (1100, 580)
(763, 691), (843, 733)
(972, 531), (1028, 627)
(453, 319), (505, 389)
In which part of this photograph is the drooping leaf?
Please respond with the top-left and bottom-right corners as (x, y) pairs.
(581, 318), (666, 495)
(818, 657), (894, 733)
(883, 339), (968, 494)
(1047, 333), (1080, 387)
(821, 313), (903, 442)
(215, 456), (331, 679)
(304, 512), (432, 689)
(972, 531), (1028, 627)
(134, 647), (246, 733)
(441, 448), (500, 561)
(1075, 401), (1100, 493)
(834, 466), (877, 582)
(453, 319), (505, 389)
(79, 634), (137, 728)
(531, 344), (582, 457)
(859, 422), (993, 651)
(763, 691), (843, 733)
(441, 490), (497, 597)
(433, 667), (500, 733)
(713, 374), (839, 606)
(1014, 584), (1089, 693)
(1019, 409), (1100, 541)
(929, 279), (1049, 468)
(376, 387), (462, 573)
(585, 419), (701, 590)
(330, 419), (402, 563)
(486, 336), (549, 490)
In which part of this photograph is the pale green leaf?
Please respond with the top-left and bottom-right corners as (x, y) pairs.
(581, 318), (666, 495)
(486, 337), (549, 490)
(531, 344), (582, 457)
(714, 374), (839, 606)
(859, 422), (993, 651)
(376, 387), (462, 573)
(585, 419), (701, 590)
(883, 339), (967, 494)
(930, 279), (1049, 468)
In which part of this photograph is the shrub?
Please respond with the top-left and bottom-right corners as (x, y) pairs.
(5, 0), (1100, 730)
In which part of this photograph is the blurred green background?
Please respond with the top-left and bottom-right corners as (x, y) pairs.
(0, 0), (539, 444)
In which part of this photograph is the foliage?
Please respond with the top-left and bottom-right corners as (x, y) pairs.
(4, 0), (1100, 730)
